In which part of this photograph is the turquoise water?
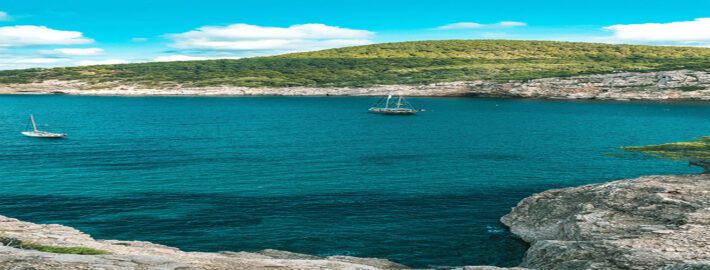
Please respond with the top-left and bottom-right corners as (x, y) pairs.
(0, 95), (708, 268)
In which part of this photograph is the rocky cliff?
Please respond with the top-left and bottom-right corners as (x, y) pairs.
(466, 70), (710, 100)
(0, 215), (406, 270)
(501, 174), (710, 270)
(1, 70), (709, 100)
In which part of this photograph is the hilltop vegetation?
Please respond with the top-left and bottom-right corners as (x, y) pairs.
(1, 40), (710, 88)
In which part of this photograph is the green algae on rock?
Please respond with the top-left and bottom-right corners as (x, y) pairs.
(622, 137), (710, 173)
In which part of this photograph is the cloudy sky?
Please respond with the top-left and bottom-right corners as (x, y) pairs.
(0, 0), (709, 70)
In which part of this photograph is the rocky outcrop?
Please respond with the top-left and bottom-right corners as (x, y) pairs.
(0, 216), (407, 270)
(465, 70), (710, 100)
(501, 174), (710, 270)
(1, 70), (709, 100)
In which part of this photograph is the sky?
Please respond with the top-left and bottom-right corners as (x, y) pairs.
(0, 0), (709, 69)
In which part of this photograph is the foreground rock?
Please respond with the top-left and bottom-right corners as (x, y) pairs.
(501, 174), (710, 270)
(1, 70), (709, 100)
(0, 216), (407, 270)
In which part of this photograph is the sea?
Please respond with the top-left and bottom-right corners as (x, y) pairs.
(0, 95), (707, 268)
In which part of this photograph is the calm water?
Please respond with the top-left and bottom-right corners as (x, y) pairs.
(0, 96), (707, 268)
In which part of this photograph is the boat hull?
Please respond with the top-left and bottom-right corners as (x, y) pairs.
(368, 108), (417, 115)
(21, 131), (66, 138)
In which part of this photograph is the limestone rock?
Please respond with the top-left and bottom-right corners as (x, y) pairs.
(0, 216), (407, 270)
(1, 70), (710, 100)
(501, 174), (710, 270)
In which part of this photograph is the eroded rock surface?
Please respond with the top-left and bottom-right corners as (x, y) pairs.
(465, 70), (710, 100)
(1, 70), (710, 100)
(0, 216), (407, 270)
(501, 174), (710, 270)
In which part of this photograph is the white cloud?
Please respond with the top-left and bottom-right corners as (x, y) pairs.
(131, 37), (148, 42)
(166, 23), (374, 52)
(438, 21), (527, 30)
(44, 47), (104, 56)
(0, 55), (72, 70)
(15, 58), (69, 64)
(604, 18), (710, 42)
(0, 11), (10, 21)
(0, 25), (93, 47)
(437, 22), (483, 30)
(498, 21), (527, 27)
(76, 59), (129, 66)
(0, 56), (133, 70)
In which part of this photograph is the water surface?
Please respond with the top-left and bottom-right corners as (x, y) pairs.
(0, 96), (707, 268)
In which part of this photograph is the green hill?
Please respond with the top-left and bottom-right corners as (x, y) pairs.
(2, 40), (710, 88)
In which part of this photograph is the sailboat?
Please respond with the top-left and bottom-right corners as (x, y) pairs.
(21, 114), (66, 138)
(368, 95), (417, 115)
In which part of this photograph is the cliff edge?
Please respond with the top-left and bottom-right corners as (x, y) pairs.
(0, 215), (406, 270)
(2, 70), (710, 100)
(501, 174), (710, 270)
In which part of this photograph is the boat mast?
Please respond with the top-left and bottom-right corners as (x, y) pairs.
(396, 96), (403, 109)
(29, 114), (38, 132)
(385, 95), (392, 109)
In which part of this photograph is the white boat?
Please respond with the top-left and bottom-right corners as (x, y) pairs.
(21, 114), (66, 138)
(368, 95), (417, 115)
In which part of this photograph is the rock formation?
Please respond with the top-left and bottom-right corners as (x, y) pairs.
(0, 215), (407, 270)
(501, 174), (710, 270)
(1, 70), (709, 100)
(465, 70), (710, 100)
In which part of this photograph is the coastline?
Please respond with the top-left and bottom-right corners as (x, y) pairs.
(1, 174), (707, 269)
(1, 69), (710, 101)
(501, 174), (710, 270)
(0, 214), (408, 270)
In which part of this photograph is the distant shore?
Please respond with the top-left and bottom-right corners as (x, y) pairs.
(1, 69), (710, 100)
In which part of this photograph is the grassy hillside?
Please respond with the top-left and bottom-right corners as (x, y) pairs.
(1, 40), (710, 88)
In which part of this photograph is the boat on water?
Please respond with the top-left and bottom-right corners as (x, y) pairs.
(368, 95), (417, 115)
(21, 114), (66, 138)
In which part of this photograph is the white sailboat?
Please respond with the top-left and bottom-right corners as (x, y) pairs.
(368, 95), (417, 115)
(21, 114), (66, 138)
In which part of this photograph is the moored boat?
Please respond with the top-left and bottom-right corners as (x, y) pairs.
(21, 114), (66, 138)
(368, 95), (417, 115)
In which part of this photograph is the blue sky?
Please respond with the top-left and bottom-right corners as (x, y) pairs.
(0, 0), (709, 69)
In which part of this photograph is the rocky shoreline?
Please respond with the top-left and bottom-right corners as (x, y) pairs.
(1, 174), (708, 270)
(501, 174), (710, 270)
(0, 215), (408, 270)
(1, 70), (710, 100)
